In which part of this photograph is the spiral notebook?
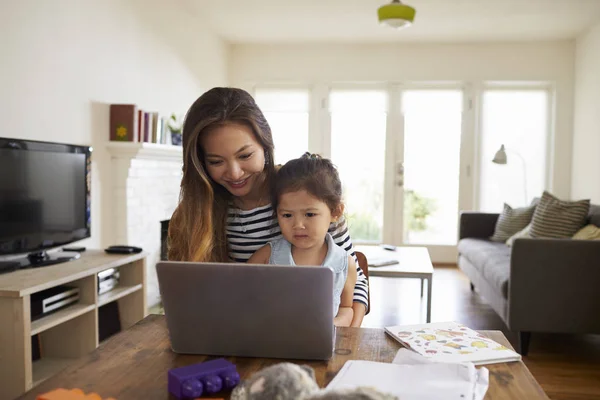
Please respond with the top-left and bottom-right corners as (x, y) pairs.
(384, 321), (521, 365)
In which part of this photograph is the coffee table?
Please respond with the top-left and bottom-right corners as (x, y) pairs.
(355, 246), (434, 322)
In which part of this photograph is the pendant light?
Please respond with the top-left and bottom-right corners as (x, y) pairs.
(377, 0), (416, 29)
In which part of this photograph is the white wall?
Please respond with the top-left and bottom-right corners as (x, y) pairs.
(0, 0), (228, 250)
(230, 42), (575, 201)
(572, 23), (600, 203)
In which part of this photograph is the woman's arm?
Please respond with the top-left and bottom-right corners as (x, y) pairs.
(334, 255), (357, 327)
(328, 216), (369, 327)
(246, 244), (271, 265)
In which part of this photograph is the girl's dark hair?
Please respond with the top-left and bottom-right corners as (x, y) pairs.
(272, 152), (343, 213)
(168, 87), (276, 262)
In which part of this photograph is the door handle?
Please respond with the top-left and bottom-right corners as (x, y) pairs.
(396, 162), (404, 176)
(396, 178), (404, 187)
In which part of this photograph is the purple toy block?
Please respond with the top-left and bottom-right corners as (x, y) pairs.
(168, 358), (240, 399)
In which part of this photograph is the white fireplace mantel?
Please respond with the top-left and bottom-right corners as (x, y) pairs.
(106, 142), (183, 161)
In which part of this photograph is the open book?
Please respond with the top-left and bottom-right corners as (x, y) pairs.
(385, 321), (521, 365)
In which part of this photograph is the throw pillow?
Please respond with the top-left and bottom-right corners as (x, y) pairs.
(573, 224), (600, 240)
(490, 203), (535, 242)
(529, 191), (590, 239)
(506, 223), (531, 247)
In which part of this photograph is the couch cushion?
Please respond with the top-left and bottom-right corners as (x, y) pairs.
(490, 203), (535, 242)
(530, 191), (590, 239)
(573, 224), (600, 240)
(588, 204), (600, 227)
(458, 238), (511, 299)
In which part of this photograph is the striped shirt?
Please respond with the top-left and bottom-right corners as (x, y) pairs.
(227, 204), (369, 308)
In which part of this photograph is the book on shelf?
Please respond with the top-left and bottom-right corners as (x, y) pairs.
(384, 321), (522, 365)
(109, 104), (139, 142)
(143, 112), (151, 142)
(137, 109), (144, 142)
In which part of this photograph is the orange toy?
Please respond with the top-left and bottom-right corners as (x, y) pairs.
(36, 388), (116, 400)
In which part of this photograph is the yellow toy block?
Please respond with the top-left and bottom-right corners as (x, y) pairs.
(36, 388), (116, 400)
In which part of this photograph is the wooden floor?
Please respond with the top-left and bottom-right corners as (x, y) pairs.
(362, 266), (600, 400)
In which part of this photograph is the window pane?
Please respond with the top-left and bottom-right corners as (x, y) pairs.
(479, 90), (548, 212)
(402, 90), (463, 245)
(254, 88), (309, 165)
(330, 90), (387, 243)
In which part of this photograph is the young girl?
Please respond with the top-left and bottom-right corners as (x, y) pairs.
(248, 153), (358, 327)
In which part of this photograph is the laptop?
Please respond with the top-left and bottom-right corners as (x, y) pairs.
(156, 261), (336, 360)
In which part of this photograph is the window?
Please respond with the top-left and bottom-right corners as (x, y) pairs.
(479, 89), (549, 212)
(254, 88), (310, 165)
(329, 89), (388, 242)
(402, 90), (463, 245)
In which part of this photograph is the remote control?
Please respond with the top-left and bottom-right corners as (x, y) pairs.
(381, 244), (397, 251)
(105, 245), (143, 254)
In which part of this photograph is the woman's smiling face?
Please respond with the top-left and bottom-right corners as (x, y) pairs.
(200, 122), (266, 199)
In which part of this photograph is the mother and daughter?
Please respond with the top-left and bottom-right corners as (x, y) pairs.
(168, 87), (368, 327)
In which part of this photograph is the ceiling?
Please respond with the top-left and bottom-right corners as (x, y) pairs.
(188, 0), (600, 44)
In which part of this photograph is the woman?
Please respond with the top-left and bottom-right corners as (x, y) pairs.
(168, 87), (368, 326)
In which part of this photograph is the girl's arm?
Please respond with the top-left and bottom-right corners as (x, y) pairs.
(334, 256), (358, 327)
(328, 216), (369, 327)
(246, 244), (271, 265)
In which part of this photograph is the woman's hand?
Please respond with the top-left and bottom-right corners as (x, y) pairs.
(334, 307), (354, 327)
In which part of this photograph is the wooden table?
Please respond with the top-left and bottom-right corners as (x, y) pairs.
(18, 315), (548, 400)
(356, 246), (434, 322)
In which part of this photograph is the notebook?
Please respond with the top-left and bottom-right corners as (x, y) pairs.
(384, 321), (521, 365)
(368, 256), (400, 267)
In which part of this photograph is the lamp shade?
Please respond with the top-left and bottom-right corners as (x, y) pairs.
(378, 0), (416, 29)
(492, 144), (507, 164)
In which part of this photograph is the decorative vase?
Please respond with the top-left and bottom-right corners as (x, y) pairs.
(171, 132), (182, 146)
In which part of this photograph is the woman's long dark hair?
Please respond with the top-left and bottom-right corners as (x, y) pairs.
(168, 88), (276, 262)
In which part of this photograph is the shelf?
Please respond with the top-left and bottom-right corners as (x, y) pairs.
(106, 142), (182, 161)
(31, 303), (96, 336)
(32, 357), (75, 387)
(98, 284), (143, 307)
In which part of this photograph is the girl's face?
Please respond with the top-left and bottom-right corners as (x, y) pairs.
(200, 123), (266, 199)
(277, 189), (341, 251)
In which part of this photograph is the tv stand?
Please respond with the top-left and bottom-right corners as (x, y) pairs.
(0, 250), (148, 399)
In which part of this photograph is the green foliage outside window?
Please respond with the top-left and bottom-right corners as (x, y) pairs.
(404, 189), (436, 237)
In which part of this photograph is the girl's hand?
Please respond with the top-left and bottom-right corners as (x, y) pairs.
(247, 244), (271, 264)
(338, 256), (359, 326)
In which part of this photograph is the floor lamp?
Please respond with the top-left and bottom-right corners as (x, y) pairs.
(492, 144), (528, 205)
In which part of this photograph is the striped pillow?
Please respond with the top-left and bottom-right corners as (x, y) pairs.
(490, 203), (535, 242)
(529, 191), (590, 239)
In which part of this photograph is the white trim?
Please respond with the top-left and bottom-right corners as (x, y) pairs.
(386, 83), (403, 245)
(460, 82), (476, 212)
(545, 85), (557, 194)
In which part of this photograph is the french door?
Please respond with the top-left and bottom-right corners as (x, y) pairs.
(328, 85), (466, 262)
(253, 83), (551, 263)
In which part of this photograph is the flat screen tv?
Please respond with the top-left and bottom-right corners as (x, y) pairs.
(0, 137), (91, 269)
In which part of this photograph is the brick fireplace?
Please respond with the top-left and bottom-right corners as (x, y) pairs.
(106, 142), (182, 307)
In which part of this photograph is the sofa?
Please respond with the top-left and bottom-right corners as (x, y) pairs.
(457, 204), (600, 355)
